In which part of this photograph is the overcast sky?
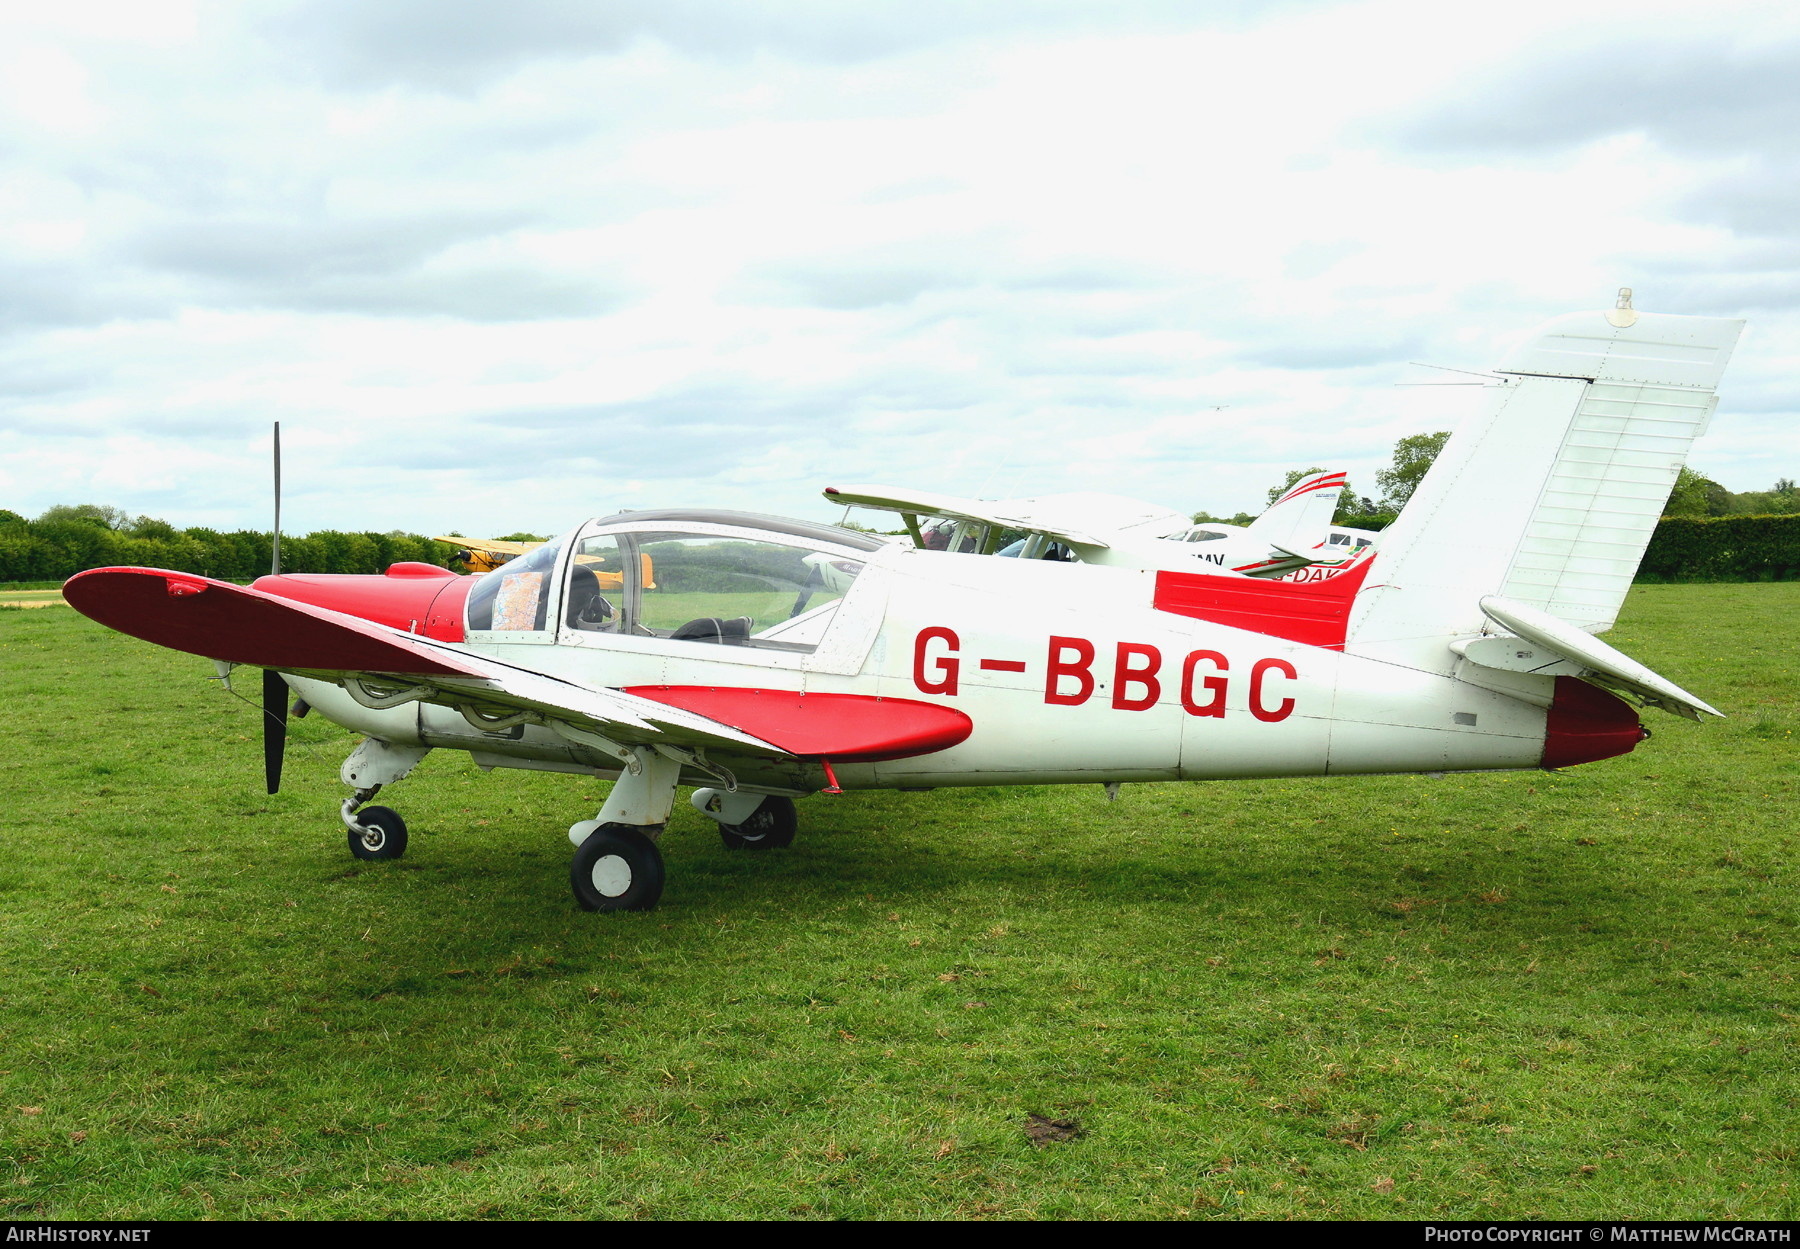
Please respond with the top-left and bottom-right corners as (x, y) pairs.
(4, 0), (1797, 539)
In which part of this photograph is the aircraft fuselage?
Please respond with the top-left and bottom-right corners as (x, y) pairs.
(284, 541), (1638, 798)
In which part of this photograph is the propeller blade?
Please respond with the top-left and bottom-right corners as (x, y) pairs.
(262, 667), (288, 794)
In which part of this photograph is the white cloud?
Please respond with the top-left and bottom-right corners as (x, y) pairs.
(1, 0), (1794, 542)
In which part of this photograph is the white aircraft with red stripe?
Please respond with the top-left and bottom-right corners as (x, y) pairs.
(823, 468), (1377, 582)
(63, 297), (1740, 914)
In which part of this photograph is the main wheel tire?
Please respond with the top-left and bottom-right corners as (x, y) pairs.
(571, 824), (665, 912)
(347, 805), (407, 861)
(718, 796), (797, 850)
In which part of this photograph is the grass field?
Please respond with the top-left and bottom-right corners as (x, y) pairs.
(1, 584), (1795, 1220)
(0, 589), (67, 609)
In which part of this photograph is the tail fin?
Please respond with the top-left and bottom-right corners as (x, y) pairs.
(1246, 469), (1346, 556)
(1346, 305), (1743, 671)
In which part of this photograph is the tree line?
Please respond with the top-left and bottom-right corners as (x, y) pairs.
(1234, 434), (1797, 529)
(1664, 469), (1799, 518)
(1194, 432), (1451, 529)
(11, 448), (1798, 586)
(0, 504), (448, 583)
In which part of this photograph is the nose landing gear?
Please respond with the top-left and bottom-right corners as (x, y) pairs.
(344, 800), (408, 861)
(335, 740), (431, 863)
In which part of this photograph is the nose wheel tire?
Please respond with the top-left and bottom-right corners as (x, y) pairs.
(347, 805), (408, 861)
(571, 824), (665, 912)
(718, 796), (797, 850)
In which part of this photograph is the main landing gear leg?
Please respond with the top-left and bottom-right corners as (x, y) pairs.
(691, 788), (797, 850)
(568, 747), (682, 913)
(337, 739), (430, 863)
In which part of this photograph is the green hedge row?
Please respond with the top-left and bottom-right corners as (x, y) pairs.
(8, 513), (1794, 586)
(1343, 514), (1796, 581)
(1639, 515), (1800, 582)
(0, 521), (448, 583)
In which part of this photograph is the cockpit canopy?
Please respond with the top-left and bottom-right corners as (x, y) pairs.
(466, 509), (887, 654)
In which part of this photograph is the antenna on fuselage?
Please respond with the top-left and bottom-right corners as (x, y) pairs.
(271, 421), (282, 576)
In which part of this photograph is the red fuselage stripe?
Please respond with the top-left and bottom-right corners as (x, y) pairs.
(1151, 557), (1374, 649)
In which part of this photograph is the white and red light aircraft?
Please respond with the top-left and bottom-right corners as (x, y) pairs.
(64, 299), (1740, 913)
(823, 469), (1377, 583)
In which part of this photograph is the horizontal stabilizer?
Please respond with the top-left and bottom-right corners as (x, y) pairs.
(1474, 595), (1721, 720)
(1230, 548), (1315, 578)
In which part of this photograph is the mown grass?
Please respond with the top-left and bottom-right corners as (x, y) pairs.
(1, 584), (1795, 1220)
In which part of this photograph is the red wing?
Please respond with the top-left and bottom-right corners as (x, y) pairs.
(64, 567), (484, 676)
(63, 567), (970, 766)
(62, 567), (781, 756)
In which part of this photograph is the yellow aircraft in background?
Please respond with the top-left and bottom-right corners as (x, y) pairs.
(437, 537), (653, 589)
(436, 537), (540, 575)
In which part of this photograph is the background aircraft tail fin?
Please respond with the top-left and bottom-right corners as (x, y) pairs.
(1346, 303), (1743, 671)
(1245, 469), (1346, 555)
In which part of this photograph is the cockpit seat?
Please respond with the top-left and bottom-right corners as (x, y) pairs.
(566, 567), (615, 630)
(668, 615), (753, 644)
